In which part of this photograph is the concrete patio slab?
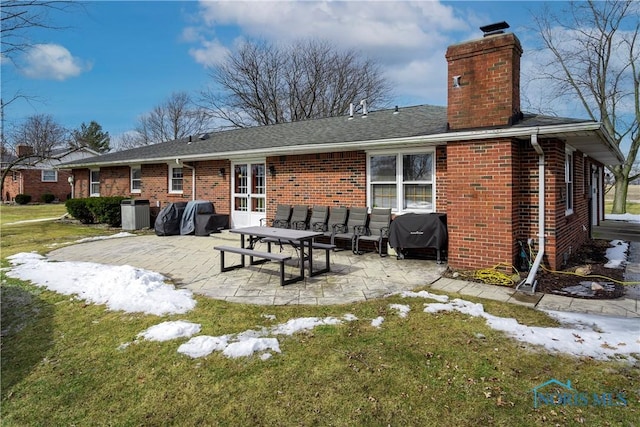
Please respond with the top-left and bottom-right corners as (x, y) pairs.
(45, 230), (640, 317)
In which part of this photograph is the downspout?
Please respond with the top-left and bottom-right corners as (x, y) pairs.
(176, 159), (196, 201)
(518, 132), (545, 293)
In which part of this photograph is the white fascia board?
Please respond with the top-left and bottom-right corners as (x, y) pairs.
(61, 122), (624, 167)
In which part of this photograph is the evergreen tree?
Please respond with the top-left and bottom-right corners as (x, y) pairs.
(72, 121), (110, 153)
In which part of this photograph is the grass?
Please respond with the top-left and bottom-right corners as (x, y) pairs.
(0, 204), (124, 257)
(2, 205), (639, 426)
(606, 201), (640, 215)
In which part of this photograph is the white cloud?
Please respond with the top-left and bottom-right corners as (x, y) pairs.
(190, 0), (470, 105)
(20, 43), (91, 81)
(189, 38), (231, 68)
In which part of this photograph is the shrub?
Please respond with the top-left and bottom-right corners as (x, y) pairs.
(65, 197), (126, 226)
(87, 196), (125, 227)
(65, 198), (94, 224)
(14, 194), (31, 205)
(41, 193), (55, 203)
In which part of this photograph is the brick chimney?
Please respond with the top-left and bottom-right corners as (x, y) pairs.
(446, 29), (523, 130)
(16, 144), (34, 157)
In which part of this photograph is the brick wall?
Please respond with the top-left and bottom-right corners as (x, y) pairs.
(72, 161), (231, 214)
(3, 169), (73, 202)
(446, 33), (522, 130)
(265, 151), (367, 220)
(445, 139), (518, 269)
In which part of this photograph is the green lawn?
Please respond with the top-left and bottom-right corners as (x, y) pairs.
(606, 201), (640, 215)
(1, 204), (117, 257)
(0, 203), (68, 225)
(2, 205), (638, 426)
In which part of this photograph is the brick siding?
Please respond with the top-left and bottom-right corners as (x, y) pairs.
(3, 169), (73, 202)
(446, 33), (522, 130)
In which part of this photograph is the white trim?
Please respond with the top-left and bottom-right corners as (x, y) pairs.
(63, 121), (624, 168)
(130, 165), (141, 194)
(565, 149), (574, 216)
(367, 149), (435, 214)
(90, 169), (100, 197)
(41, 169), (58, 182)
(168, 164), (184, 194)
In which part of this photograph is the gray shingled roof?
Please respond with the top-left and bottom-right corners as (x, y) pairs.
(60, 104), (620, 167)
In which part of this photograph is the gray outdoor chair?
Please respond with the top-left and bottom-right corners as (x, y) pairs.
(321, 206), (349, 240)
(289, 205), (310, 230)
(309, 205), (329, 231)
(260, 204), (292, 228)
(331, 207), (369, 252)
(355, 208), (392, 256)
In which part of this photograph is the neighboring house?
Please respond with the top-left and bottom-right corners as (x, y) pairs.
(2, 144), (99, 203)
(59, 28), (624, 274)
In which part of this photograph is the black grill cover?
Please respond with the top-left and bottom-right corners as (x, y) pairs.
(154, 202), (188, 236)
(388, 213), (447, 250)
(194, 214), (229, 235)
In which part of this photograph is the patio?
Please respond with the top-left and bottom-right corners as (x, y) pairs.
(47, 231), (448, 306)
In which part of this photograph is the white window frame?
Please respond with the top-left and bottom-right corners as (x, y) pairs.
(367, 149), (435, 214)
(41, 169), (58, 182)
(130, 166), (141, 193)
(90, 169), (100, 197)
(565, 147), (575, 215)
(169, 165), (183, 194)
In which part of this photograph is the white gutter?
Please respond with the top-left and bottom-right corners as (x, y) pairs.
(61, 121), (624, 168)
(176, 159), (196, 201)
(520, 132), (545, 293)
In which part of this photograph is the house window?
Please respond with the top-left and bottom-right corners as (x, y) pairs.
(368, 151), (434, 213)
(90, 170), (100, 196)
(41, 169), (57, 182)
(169, 166), (183, 193)
(130, 166), (141, 193)
(12, 171), (18, 181)
(565, 149), (574, 215)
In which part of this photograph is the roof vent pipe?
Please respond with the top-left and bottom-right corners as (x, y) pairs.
(360, 99), (368, 117)
(349, 103), (354, 119)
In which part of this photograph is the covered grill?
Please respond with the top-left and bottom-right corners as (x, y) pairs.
(388, 213), (447, 263)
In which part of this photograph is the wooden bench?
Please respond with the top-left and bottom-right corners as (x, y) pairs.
(260, 238), (336, 276)
(214, 245), (293, 286)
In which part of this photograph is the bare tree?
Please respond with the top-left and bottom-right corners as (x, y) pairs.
(1, 0), (81, 165)
(119, 92), (209, 149)
(1, 0), (78, 64)
(528, 0), (639, 213)
(1, 113), (69, 199)
(9, 113), (68, 155)
(200, 39), (391, 128)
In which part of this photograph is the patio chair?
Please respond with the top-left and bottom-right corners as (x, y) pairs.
(321, 206), (349, 240)
(289, 205), (310, 230)
(260, 204), (291, 228)
(309, 205), (329, 231)
(354, 208), (392, 256)
(331, 207), (369, 252)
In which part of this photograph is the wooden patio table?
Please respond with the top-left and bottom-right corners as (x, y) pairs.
(225, 226), (330, 284)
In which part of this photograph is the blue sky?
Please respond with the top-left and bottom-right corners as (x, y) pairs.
(2, 1), (564, 147)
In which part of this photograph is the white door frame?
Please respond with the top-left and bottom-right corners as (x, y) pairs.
(230, 160), (267, 228)
(591, 165), (601, 226)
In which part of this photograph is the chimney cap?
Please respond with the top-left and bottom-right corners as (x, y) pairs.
(480, 21), (510, 37)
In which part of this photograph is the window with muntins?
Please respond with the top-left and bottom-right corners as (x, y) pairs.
(565, 150), (574, 215)
(41, 169), (57, 182)
(170, 166), (183, 193)
(368, 151), (434, 213)
(90, 170), (100, 196)
(131, 167), (141, 193)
